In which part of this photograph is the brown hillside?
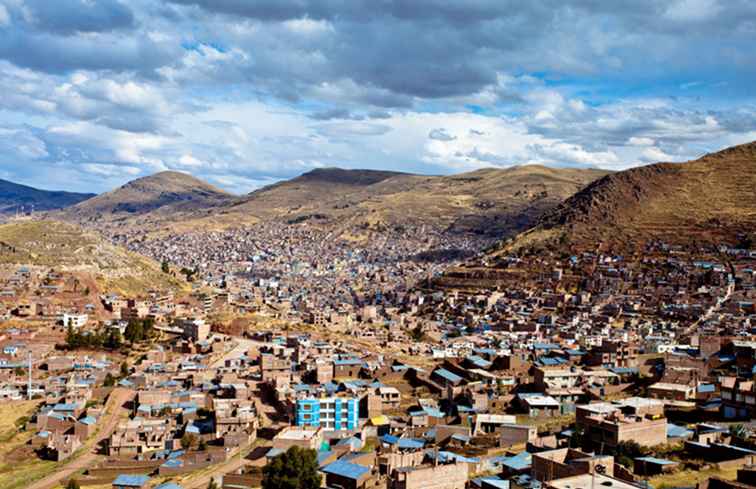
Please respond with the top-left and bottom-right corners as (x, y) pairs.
(506, 140), (756, 252)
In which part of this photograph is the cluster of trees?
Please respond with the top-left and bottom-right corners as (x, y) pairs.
(65, 326), (122, 350)
(103, 362), (130, 387)
(180, 267), (198, 281)
(124, 318), (155, 343)
(262, 446), (321, 489)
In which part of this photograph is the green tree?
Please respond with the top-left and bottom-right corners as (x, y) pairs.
(161, 261), (170, 274)
(103, 373), (116, 387)
(262, 446), (322, 489)
(104, 329), (122, 350)
(181, 433), (197, 450)
(198, 439), (208, 451)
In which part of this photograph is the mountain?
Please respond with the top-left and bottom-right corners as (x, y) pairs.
(0, 220), (185, 294)
(0, 178), (94, 214)
(503, 141), (756, 253)
(432, 141), (756, 292)
(177, 165), (610, 240)
(57, 171), (235, 226)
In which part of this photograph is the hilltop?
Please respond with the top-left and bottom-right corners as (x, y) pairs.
(165, 165), (610, 240)
(0, 220), (185, 294)
(501, 140), (756, 254)
(0, 178), (94, 214)
(56, 171), (235, 226)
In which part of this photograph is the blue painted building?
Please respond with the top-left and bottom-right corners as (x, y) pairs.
(295, 397), (358, 431)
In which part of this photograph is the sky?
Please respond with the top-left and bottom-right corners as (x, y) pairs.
(0, 0), (755, 194)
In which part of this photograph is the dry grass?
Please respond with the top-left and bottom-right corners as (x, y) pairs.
(648, 465), (740, 489)
(0, 220), (186, 294)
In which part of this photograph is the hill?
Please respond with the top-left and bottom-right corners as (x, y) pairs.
(175, 165), (610, 240)
(0, 178), (94, 214)
(57, 171), (235, 226)
(0, 220), (185, 294)
(502, 140), (756, 253)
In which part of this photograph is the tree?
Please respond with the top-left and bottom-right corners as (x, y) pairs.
(103, 373), (116, 387)
(262, 446), (322, 489)
(181, 433), (197, 450)
(120, 361), (130, 378)
(65, 480), (81, 489)
(161, 261), (170, 274)
(104, 329), (122, 350)
(198, 439), (208, 451)
(207, 480), (219, 489)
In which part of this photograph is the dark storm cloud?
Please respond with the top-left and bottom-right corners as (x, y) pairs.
(23, 0), (135, 35)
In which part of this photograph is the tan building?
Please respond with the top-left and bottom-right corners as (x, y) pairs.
(576, 398), (667, 448)
(390, 462), (468, 489)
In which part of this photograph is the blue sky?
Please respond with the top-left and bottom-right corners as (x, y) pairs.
(0, 0), (754, 194)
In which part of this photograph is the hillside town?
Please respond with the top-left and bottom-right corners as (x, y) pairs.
(1, 231), (755, 489)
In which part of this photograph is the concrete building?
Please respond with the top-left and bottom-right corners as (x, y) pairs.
(295, 396), (359, 431)
(576, 398), (667, 448)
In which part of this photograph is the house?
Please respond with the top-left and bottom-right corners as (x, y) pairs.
(532, 448), (614, 482)
(634, 456), (679, 476)
(62, 313), (88, 329)
(389, 462), (468, 489)
(576, 398), (667, 447)
(112, 474), (150, 489)
(517, 394), (560, 417)
(321, 460), (372, 489)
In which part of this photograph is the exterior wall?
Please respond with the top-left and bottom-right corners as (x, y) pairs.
(581, 416), (667, 447)
(391, 463), (468, 489)
(295, 397), (358, 431)
(500, 425), (537, 447)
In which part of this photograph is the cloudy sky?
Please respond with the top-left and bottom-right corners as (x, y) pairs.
(0, 0), (755, 194)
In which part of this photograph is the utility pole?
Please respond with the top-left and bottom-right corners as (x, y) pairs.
(27, 351), (32, 400)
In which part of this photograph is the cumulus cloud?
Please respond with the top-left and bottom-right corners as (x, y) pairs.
(0, 0), (754, 192)
(428, 128), (456, 141)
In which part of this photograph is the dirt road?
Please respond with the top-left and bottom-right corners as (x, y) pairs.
(26, 387), (135, 489)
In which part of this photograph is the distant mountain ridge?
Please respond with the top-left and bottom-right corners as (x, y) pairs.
(47, 164), (611, 240)
(0, 178), (94, 214)
(57, 170), (235, 224)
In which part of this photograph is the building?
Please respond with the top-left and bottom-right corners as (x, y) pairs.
(576, 398), (667, 448)
(112, 474), (150, 489)
(389, 462), (468, 489)
(179, 318), (210, 342)
(62, 313), (88, 329)
(321, 460), (372, 489)
(532, 448), (614, 482)
(295, 396), (359, 431)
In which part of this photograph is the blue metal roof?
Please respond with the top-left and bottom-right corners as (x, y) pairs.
(380, 434), (399, 445)
(635, 456), (678, 465)
(112, 474), (150, 487)
(433, 368), (463, 384)
(497, 451), (532, 471)
(321, 460), (370, 480)
(397, 438), (425, 450)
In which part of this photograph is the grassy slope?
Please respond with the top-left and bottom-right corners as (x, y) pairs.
(0, 220), (185, 295)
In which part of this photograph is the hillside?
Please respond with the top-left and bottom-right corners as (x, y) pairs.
(174, 165), (610, 240)
(0, 178), (94, 214)
(57, 171), (235, 227)
(499, 141), (756, 253)
(0, 220), (185, 294)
